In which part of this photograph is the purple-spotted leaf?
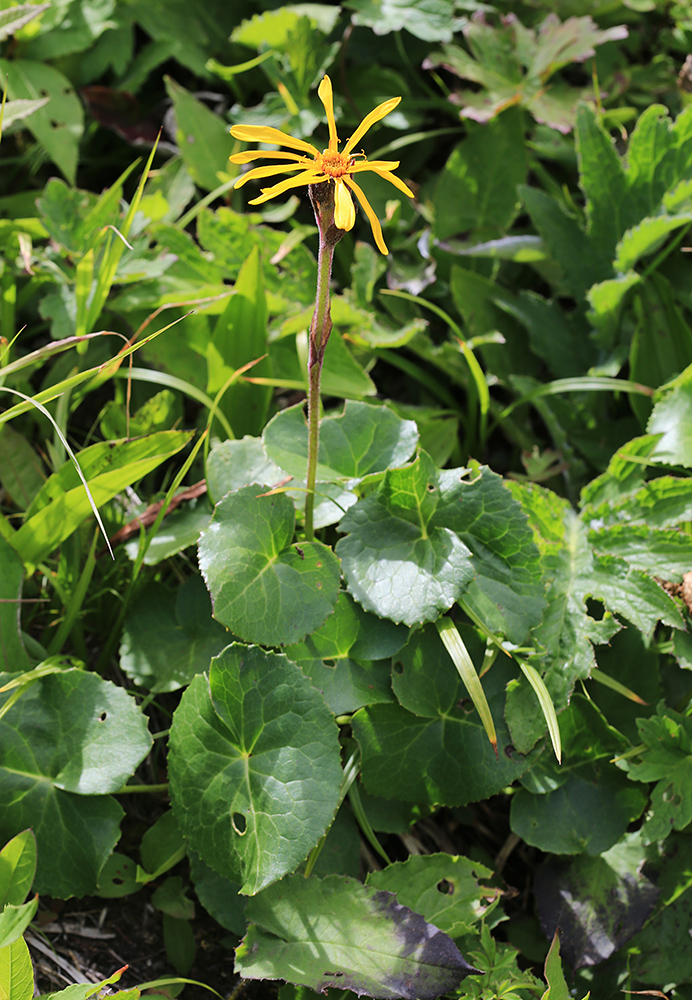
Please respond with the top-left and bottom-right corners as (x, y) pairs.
(235, 874), (483, 999)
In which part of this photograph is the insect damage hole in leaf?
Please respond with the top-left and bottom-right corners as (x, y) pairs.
(232, 813), (247, 836)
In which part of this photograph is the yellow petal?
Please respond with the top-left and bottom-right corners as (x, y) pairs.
(230, 124), (319, 157)
(344, 176), (389, 255)
(342, 96), (401, 156)
(318, 75), (339, 152)
(349, 159), (401, 172)
(230, 149), (310, 165)
(334, 179), (356, 231)
(234, 162), (308, 189)
(248, 168), (323, 204)
(360, 165), (414, 198)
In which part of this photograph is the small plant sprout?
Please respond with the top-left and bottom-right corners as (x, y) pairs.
(230, 75), (414, 538)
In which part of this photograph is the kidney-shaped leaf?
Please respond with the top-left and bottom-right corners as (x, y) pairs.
(236, 873), (482, 999)
(198, 486), (340, 646)
(168, 645), (342, 895)
(0, 670), (151, 896)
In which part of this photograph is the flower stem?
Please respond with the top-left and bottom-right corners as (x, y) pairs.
(305, 182), (343, 541)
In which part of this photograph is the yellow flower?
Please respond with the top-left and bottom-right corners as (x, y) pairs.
(229, 75), (413, 255)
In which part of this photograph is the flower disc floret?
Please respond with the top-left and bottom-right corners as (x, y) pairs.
(229, 75), (413, 255)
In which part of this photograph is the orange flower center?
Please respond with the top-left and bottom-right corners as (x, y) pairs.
(319, 149), (352, 178)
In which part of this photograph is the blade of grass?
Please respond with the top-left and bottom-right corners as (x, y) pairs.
(589, 669), (648, 705)
(436, 615), (498, 757)
(516, 658), (561, 763)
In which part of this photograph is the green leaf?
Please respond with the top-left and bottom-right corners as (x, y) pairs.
(96, 853), (140, 898)
(0, 424), (46, 511)
(231, 5), (340, 47)
(584, 473), (692, 530)
(366, 854), (498, 937)
(284, 591), (407, 715)
(0, 59), (83, 183)
(344, 0), (461, 42)
(169, 646), (342, 895)
(139, 811), (186, 881)
(0, 3), (50, 42)
(152, 876), (195, 920)
(0, 897), (37, 951)
(533, 831), (659, 970)
(14, 431), (193, 568)
(0, 538), (31, 673)
(263, 401), (419, 484)
(520, 184), (606, 301)
(647, 362), (692, 467)
(188, 850), (246, 936)
(0, 934), (33, 1000)
(353, 626), (535, 806)
(615, 213), (692, 271)
(165, 76), (233, 193)
(621, 706), (692, 843)
(0, 831), (35, 908)
(433, 465), (546, 644)
(198, 486), (340, 646)
(575, 103), (627, 261)
(123, 498), (212, 566)
(588, 523), (692, 578)
(511, 698), (647, 855)
(207, 245), (272, 438)
(541, 931), (569, 1000)
(0, 669), (151, 896)
(119, 576), (229, 693)
(236, 873), (482, 998)
(630, 277), (692, 424)
(206, 437), (283, 503)
(433, 110), (527, 242)
(336, 452), (475, 627)
(19, 0), (117, 61)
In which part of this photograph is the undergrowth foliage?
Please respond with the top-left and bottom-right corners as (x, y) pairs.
(1, 2), (692, 999)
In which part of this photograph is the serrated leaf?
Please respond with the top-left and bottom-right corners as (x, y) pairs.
(345, 0), (461, 42)
(0, 3), (50, 41)
(0, 670), (151, 896)
(366, 854), (499, 937)
(119, 576), (229, 693)
(236, 873), (482, 998)
(575, 103), (627, 260)
(353, 626), (535, 806)
(647, 362), (692, 467)
(615, 213), (692, 272)
(621, 707), (692, 844)
(588, 523), (692, 578)
(199, 485), (340, 646)
(263, 400), (419, 483)
(336, 452), (474, 627)
(169, 646), (342, 895)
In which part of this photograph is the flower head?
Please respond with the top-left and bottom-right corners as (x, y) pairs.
(229, 75), (413, 255)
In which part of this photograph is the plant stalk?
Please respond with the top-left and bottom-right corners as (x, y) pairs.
(304, 182), (344, 540)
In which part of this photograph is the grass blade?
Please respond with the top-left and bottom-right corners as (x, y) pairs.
(436, 615), (498, 757)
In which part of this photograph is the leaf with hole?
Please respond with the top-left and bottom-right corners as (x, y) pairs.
(168, 644), (342, 895)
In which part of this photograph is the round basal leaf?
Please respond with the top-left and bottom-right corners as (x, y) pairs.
(236, 873), (482, 999)
(284, 592), (408, 714)
(120, 576), (230, 693)
(263, 400), (419, 482)
(198, 486), (340, 646)
(337, 452), (474, 626)
(0, 669), (151, 896)
(168, 645), (342, 895)
(367, 854), (498, 938)
(353, 626), (535, 806)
